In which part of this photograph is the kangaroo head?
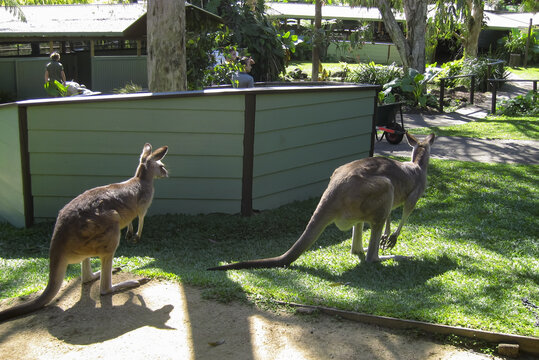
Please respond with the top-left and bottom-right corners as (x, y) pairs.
(138, 143), (169, 179)
(406, 132), (435, 165)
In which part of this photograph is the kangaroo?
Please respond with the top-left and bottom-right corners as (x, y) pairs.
(209, 132), (435, 271)
(0, 143), (168, 322)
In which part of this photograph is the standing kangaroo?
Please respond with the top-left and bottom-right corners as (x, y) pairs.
(209, 132), (435, 270)
(0, 143), (168, 322)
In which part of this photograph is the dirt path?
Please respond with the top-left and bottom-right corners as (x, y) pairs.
(0, 272), (506, 360)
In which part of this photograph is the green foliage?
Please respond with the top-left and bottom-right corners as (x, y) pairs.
(496, 90), (539, 116)
(499, 28), (539, 64)
(381, 67), (440, 107)
(217, 0), (285, 82)
(113, 82), (142, 94)
(439, 57), (508, 91)
(277, 30), (303, 65)
(347, 61), (403, 86)
(438, 58), (464, 88)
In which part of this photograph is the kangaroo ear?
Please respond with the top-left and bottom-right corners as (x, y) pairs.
(151, 146), (168, 161)
(140, 143), (153, 162)
(425, 133), (436, 145)
(405, 132), (418, 147)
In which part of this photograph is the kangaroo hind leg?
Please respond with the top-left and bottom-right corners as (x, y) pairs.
(81, 257), (122, 283)
(351, 222), (365, 261)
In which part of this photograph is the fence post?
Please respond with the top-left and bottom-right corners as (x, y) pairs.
(470, 75), (475, 105)
(486, 64), (492, 92)
(490, 80), (497, 114)
(439, 78), (445, 112)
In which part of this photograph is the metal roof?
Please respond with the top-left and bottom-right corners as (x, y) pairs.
(266, 2), (538, 30)
(0, 4), (147, 40)
(0, 3), (223, 42)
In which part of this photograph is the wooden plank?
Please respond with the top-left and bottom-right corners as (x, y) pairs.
(254, 117), (371, 155)
(253, 135), (370, 177)
(256, 99), (373, 133)
(33, 197), (242, 220)
(255, 90), (374, 111)
(252, 153), (366, 199)
(27, 131), (244, 157)
(253, 181), (327, 211)
(27, 104), (245, 134)
(31, 175), (241, 200)
(29, 153), (242, 178)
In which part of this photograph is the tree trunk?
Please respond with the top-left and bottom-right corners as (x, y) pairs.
(462, 0), (484, 58)
(402, 0), (426, 73)
(147, 0), (187, 92)
(375, 0), (427, 73)
(311, 0), (322, 81)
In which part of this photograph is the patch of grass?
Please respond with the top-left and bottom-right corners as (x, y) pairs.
(409, 115), (539, 140)
(508, 66), (539, 80)
(1, 161), (538, 337)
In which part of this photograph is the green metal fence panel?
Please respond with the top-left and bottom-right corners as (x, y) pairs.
(327, 42), (402, 65)
(91, 56), (148, 93)
(0, 105), (26, 227)
(0, 59), (17, 97)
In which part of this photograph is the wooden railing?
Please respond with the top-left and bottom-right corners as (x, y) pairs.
(488, 79), (538, 114)
(438, 74), (476, 112)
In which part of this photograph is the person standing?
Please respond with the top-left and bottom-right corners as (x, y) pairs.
(232, 56), (255, 88)
(44, 52), (66, 97)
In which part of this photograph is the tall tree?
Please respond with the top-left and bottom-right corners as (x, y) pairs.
(147, 0), (187, 92)
(311, 0), (322, 81)
(349, 0), (428, 73)
(432, 0), (484, 58)
(460, 0), (484, 58)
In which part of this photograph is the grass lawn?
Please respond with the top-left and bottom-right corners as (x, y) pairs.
(508, 66), (539, 80)
(409, 115), (539, 140)
(1, 160), (537, 337)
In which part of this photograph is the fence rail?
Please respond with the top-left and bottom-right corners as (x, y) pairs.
(488, 79), (538, 114)
(438, 74), (476, 112)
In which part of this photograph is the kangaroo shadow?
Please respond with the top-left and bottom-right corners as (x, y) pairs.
(45, 277), (174, 345)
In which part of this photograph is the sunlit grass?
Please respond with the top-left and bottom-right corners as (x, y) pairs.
(508, 66), (539, 80)
(1, 160), (537, 337)
(410, 115), (539, 140)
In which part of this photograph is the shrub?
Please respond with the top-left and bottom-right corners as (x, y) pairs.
(347, 62), (403, 86)
(380, 67), (440, 108)
(438, 57), (508, 91)
(113, 82), (142, 94)
(496, 90), (539, 116)
(498, 28), (539, 64)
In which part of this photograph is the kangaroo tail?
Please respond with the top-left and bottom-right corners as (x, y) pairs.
(208, 200), (334, 271)
(0, 258), (66, 322)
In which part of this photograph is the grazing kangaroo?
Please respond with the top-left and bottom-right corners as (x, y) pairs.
(209, 132), (435, 271)
(0, 143), (168, 322)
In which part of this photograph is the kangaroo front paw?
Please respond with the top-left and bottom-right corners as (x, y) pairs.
(126, 234), (140, 244)
(380, 234), (398, 250)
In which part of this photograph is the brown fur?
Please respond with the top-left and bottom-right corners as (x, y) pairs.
(0, 143), (168, 322)
(209, 132), (435, 270)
